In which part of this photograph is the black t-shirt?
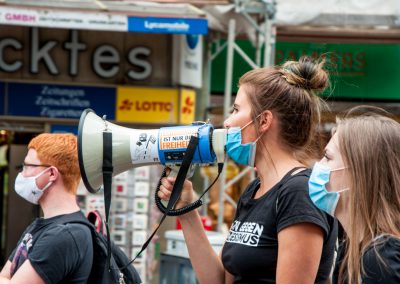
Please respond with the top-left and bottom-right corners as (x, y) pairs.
(333, 236), (400, 284)
(221, 168), (338, 284)
(9, 211), (93, 284)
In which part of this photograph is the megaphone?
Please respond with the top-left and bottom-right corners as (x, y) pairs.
(78, 109), (227, 193)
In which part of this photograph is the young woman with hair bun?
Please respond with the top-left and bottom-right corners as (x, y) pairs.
(159, 56), (338, 284)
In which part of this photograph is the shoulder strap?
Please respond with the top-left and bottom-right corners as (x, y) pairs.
(291, 167), (307, 176)
(87, 210), (106, 236)
(52, 211), (107, 237)
(47, 213), (98, 239)
(275, 167), (308, 213)
(102, 131), (113, 269)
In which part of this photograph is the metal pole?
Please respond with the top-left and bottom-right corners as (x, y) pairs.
(256, 28), (262, 67)
(263, 17), (276, 67)
(217, 19), (236, 232)
(200, 38), (213, 216)
(233, 43), (258, 69)
(223, 19), (235, 120)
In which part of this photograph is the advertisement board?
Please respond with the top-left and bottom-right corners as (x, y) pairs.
(211, 40), (400, 100)
(116, 87), (178, 124)
(7, 82), (116, 119)
(128, 17), (207, 35)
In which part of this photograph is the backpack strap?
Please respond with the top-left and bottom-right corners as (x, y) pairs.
(52, 212), (91, 225)
(60, 212), (141, 284)
(87, 210), (106, 236)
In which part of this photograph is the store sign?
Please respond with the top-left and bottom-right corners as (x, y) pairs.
(0, 28), (152, 80)
(0, 6), (127, 31)
(7, 82), (115, 119)
(211, 40), (400, 100)
(128, 17), (208, 35)
(0, 7), (208, 35)
(116, 87), (178, 124)
(179, 89), (196, 124)
(172, 35), (203, 88)
(50, 125), (78, 135)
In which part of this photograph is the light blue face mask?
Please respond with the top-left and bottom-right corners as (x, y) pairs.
(226, 127), (257, 167)
(308, 162), (349, 216)
(225, 113), (263, 167)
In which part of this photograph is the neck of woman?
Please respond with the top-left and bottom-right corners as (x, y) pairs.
(334, 194), (351, 235)
(255, 145), (305, 197)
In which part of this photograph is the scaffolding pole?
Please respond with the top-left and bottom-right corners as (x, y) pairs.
(217, 19), (236, 232)
(214, 0), (277, 232)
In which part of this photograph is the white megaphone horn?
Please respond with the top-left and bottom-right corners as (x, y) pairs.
(78, 109), (227, 193)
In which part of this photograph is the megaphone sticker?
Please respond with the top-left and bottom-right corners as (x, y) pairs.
(130, 130), (159, 162)
(159, 128), (198, 150)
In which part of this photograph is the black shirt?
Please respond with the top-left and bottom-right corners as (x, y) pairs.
(9, 211), (93, 284)
(221, 168), (338, 284)
(333, 235), (400, 284)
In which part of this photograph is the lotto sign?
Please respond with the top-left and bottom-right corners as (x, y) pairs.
(179, 88), (196, 124)
(116, 86), (179, 124)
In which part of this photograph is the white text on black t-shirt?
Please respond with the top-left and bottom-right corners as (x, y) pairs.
(226, 221), (264, 247)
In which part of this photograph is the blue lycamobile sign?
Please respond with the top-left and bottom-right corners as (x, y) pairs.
(128, 17), (208, 35)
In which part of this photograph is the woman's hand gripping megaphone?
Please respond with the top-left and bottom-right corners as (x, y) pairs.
(154, 128), (227, 215)
(158, 167), (198, 210)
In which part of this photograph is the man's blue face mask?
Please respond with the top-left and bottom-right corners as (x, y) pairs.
(225, 114), (262, 167)
(308, 162), (349, 216)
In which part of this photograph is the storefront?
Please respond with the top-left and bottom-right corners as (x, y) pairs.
(209, 28), (400, 116)
(0, 3), (208, 281)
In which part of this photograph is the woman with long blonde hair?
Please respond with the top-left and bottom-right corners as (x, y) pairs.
(308, 107), (400, 283)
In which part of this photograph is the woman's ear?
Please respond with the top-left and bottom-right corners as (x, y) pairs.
(259, 110), (273, 133)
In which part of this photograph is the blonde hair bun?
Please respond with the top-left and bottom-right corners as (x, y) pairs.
(281, 56), (329, 93)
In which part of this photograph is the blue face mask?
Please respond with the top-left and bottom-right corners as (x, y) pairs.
(226, 127), (257, 167)
(308, 162), (349, 216)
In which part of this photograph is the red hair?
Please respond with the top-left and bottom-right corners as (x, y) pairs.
(29, 133), (80, 194)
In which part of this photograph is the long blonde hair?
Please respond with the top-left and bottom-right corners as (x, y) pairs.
(336, 108), (400, 283)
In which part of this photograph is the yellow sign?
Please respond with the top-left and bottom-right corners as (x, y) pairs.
(179, 88), (196, 124)
(116, 87), (178, 124)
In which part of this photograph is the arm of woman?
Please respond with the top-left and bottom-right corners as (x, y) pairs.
(225, 269), (234, 284)
(179, 210), (230, 284)
(159, 176), (230, 284)
(277, 223), (324, 284)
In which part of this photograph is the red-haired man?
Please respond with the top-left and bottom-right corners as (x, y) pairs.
(0, 133), (93, 284)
